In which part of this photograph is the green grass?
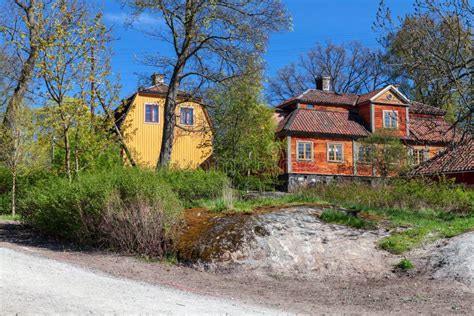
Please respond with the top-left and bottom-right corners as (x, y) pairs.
(0, 214), (21, 221)
(396, 258), (414, 270)
(197, 193), (327, 213)
(319, 209), (376, 229)
(364, 207), (474, 254)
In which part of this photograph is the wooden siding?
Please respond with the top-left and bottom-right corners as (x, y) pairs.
(373, 104), (408, 137)
(122, 94), (212, 168)
(290, 136), (354, 175)
(358, 104), (371, 130)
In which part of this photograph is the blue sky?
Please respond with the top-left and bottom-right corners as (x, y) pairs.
(98, 0), (414, 98)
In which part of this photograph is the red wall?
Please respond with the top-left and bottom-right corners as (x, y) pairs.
(373, 104), (408, 137)
(289, 136), (354, 176)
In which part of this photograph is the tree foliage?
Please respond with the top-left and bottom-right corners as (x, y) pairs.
(210, 71), (281, 190)
(376, 0), (472, 129)
(359, 129), (408, 180)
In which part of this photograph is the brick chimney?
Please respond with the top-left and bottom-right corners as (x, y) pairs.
(151, 73), (164, 85)
(316, 76), (331, 92)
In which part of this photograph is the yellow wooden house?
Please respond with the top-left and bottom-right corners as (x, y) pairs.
(115, 74), (213, 169)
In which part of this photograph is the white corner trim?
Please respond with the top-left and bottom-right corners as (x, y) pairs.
(370, 103), (375, 132)
(370, 85), (410, 104)
(406, 107), (410, 136)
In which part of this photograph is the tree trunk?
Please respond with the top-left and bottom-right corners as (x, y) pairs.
(64, 127), (72, 181)
(11, 171), (17, 217)
(157, 67), (183, 168)
(2, 0), (39, 133)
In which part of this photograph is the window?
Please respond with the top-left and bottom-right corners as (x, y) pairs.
(145, 104), (159, 123)
(180, 107), (194, 125)
(327, 143), (343, 162)
(411, 148), (427, 165)
(358, 145), (372, 163)
(297, 141), (313, 161)
(383, 110), (398, 128)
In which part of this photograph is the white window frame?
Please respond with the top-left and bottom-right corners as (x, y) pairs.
(144, 103), (160, 124)
(179, 106), (194, 126)
(383, 110), (398, 129)
(327, 143), (344, 163)
(411, 148), (428, 165)
(296, 141), (313, 161)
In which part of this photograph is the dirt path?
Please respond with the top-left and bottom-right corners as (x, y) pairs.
(1, 248), (278, 315)
(1, 221), (473, 315)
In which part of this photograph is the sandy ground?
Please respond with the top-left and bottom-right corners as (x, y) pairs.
(1, 221), (473, 315)
(0, 248), (278, 315)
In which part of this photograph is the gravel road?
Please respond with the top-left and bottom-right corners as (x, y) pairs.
(0, 248), (280, 315)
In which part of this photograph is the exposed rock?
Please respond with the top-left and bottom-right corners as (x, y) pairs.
(180, 207), (397, 280)
(429, 232), (474, 288)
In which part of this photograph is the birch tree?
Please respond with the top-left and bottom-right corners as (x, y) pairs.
(125, 0), (290, 168)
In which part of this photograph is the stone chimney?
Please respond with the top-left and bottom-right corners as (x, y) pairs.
(316, 76), (331, 92)
(151, 73), (164, 85)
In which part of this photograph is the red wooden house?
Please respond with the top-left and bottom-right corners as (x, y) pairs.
(275, 77), (456, 191)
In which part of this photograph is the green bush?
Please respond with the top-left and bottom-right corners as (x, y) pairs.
(396, 258), (414, 270)
(155, 169), (229, 207)
(20, 167), (183, 257)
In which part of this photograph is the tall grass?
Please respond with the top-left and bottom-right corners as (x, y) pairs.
(302, 179), (473, 214)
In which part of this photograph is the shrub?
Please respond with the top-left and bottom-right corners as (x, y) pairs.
(396, 258), (414, 270)
(155, 169), (229, 207)
(20, 167), (183, 257)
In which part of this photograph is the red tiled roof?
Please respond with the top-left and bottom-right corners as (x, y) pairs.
(408, 138), (474, 175)
(277, 89), (359, 108)
(409, 116), (456, 143)
(277, 109), (370, 137)
(357, 87), (385, 104)
(410, 101), (446, 116)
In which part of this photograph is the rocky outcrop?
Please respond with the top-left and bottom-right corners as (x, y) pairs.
(429, 232), (474, 288)
(179, 207), (396, 279)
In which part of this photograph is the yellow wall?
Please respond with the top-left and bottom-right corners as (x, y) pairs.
(122, 93), (212, 169)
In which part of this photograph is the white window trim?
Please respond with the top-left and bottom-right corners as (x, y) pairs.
(382, 110), (399, 129)
(144, 103), (160, 124)
(327, 142), (344, 163)
(179, 106), (194, 126)
(296, 141), (313, 161)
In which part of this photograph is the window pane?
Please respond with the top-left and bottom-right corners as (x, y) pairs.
(298, 143), (304, 159)
(305, 143), (311, 160)
(328, 145), (334, 161)
(336, 145), (342, 161)
(145, 105), (152, 122)
(180, 108), (186, 124)
(188, 108), (194, 125)
(153, 105), (159, 122)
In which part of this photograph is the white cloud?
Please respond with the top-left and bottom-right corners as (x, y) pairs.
(104, 12), (162, 27)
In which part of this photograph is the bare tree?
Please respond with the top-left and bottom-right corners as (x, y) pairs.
(267, 41), (390, 103)
(125, 0), (291, 168)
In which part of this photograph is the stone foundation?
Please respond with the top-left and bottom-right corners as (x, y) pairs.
(281, 173), (381, 192)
